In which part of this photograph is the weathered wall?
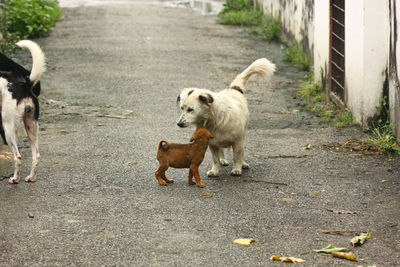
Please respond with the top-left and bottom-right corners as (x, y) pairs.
(389, 0), (400, 138)
(258, 0), (314, 64)
(345, 0), (389, 126)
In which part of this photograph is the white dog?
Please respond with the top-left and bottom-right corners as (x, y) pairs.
(177, 58), (275, 176)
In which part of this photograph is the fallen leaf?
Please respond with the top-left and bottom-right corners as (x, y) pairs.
(314, 244), (349, 253)
(304, 144), (312, 150)
(280, 197), (296, 203)
(331, 251), (359, 262)
(381, 179), (389, 183)
(28, 212), (34, 218)
(232, 238), (258, 245)
(326, 208), (360, 215)
(351, 232), (371, 247)
(200, 194), (213, 198)
(270, 256), (305, 262)
(312, 190), (321, 194)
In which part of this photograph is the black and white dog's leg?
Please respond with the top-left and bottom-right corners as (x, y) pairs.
(2, 116), (22, 184)
(23, 116), (40, 182)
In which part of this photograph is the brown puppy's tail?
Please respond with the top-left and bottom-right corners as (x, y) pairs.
(158, 139), (169, 150)
(229, 58), (275, 93)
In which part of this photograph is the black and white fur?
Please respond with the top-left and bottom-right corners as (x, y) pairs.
(177, 58), (275, 176)
(0, 40), (45, 184)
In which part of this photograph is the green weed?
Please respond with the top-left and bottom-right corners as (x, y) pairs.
(298, 73), (355, 128)
(249, 15), (280, 42)
(218, 9), (262, 26)
(0, 0), (60, 52)
(368, 97), (400, 154)
(285, 42), (310, 70)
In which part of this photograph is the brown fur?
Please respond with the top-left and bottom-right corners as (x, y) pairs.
(155, 128), (213, 187)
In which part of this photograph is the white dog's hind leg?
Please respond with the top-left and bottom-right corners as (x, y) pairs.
(24, 118), (40, 182)
(219, 149), (229, 166)
(231, 141), (245, 176)
(207, 145), (221, 177)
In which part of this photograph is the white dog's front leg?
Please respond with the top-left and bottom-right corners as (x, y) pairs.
(219, 149), (229, 166)
(207, 145), (221, 177)
(231, 141), (245, 176)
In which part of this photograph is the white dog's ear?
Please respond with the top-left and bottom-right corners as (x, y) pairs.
(199, 94), (213, 105)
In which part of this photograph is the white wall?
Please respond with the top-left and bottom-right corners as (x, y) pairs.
(346, 0), (389, 125)
(313, 0), (329, 85)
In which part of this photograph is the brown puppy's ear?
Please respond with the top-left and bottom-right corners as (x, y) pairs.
(209, 133), (214, 139)
(199, 94), (214, 105)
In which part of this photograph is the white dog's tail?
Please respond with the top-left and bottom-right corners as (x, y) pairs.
(16, 40), (46, 83)
(229, 58), (275, 93)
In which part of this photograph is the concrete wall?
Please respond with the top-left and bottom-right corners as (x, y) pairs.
(389, 0), (400, 138)
(259, 0), (314, 64)
(345, 0), (389, 126)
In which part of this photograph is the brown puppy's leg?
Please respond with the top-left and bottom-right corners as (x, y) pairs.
(161, 172), (174, 184)
(191, 165), (205, 188)
(155, 165), (168, 186)
(188, 169), (195, 185)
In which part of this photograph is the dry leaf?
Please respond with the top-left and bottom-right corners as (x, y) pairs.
(381, 179), (389, 183)
(304, 144), (312, 150)
(312, 190), (321, 194)
(331, 251), (359, 262)
(270, 256), (305, 262)
(326, 208), (360, 215)
(232, 238), (258, 245)
(314, 244), (348, 253)
(28, 212), (34, 218)
(200, 194), (213, 198)
(280, 197), (296, 203)
(351, 232), (371, 247)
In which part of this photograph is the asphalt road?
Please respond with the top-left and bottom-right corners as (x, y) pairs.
(1, 1), (399, 266)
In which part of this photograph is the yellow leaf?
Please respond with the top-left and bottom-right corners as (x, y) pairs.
(381, 179), (389, 183)
(332, 251), (359, 262)
(232, 238), (258, 245)
(280, 197), (296, 203)
(270, 255), (281, 261)
(270, 256), (305, 262)
(200, 194), (213, 198)
(312, 190), (321, 194)
(351, 232), (371, 247)
(304, 144), (312, 150)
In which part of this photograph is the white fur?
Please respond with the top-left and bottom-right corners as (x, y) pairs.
(177, 58), (275, 176)
(16, 40), (46, 83)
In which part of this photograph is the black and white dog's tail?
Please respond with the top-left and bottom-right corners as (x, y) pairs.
(16, 40), (46, 84)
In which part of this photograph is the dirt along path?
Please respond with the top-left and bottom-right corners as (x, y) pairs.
(0, 1), (399, 266)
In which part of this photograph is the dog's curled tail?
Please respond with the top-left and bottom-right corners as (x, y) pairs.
(158, 139), (169, 150)
(16, 40), (46, 83)
(229, 58), (275, 93)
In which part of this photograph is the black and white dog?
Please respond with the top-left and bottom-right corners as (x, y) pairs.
(0, 40), (45, 184)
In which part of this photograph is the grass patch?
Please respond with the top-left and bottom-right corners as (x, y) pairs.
(285, 42), (310, 70)
(249, 15), (280, 42)
(367, 97), (400, 154)
(0, 0), (60, 53)
(298, 72), (355, 128)
(218, 9), (262, 26)
(218, 0), (280, 41)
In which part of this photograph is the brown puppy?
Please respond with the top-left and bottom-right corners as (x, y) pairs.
(155, 128), (213, 187)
